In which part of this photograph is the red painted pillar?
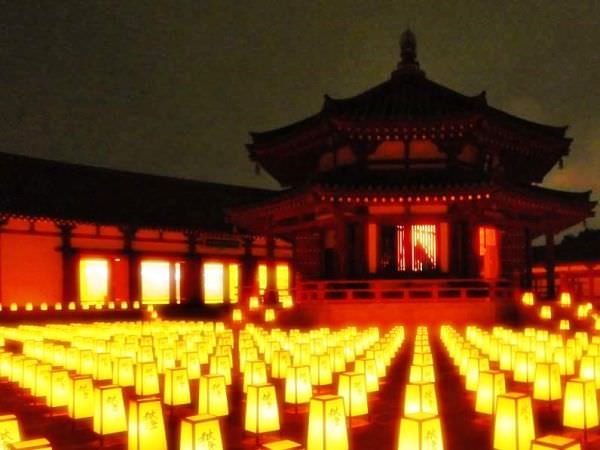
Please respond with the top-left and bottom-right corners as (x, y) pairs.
(58, 223), (77, 304)
(545, 232), (556, 300)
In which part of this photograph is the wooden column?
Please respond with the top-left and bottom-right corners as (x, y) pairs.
(335, 213), (348, 279)
(241, 237), (257, 306)
(121, 227), (139, 304)
(265, 235), (278, 305)
(184, 232), (201, 303)
(545, 232), (556, 300)
(58, 223), (77, 304)
(353, 220), (367, 277)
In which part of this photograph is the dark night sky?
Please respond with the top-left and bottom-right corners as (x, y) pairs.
(1, 1), (599, 230)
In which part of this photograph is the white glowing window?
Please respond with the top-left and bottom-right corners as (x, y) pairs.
(228, 264), (239, 304)
(258, 264), (268, 295)
(411, 225), (437, 272)
(79, 258), (109, 304)
(276, 264), (290, 295)
(204, 263), (224, 304)
(141, 261), (170, 304)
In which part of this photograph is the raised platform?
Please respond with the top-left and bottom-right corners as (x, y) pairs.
(279, 299), (512, 327)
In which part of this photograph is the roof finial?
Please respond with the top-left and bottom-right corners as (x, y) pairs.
(393, 29), (424, 77)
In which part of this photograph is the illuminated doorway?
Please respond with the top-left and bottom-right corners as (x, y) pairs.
(202, 262), (240, 304)
(479, 226), (500, 279)
(380, 224), (438, 273)
(141, 261), (171, 304)
(79, 258), (109, 304)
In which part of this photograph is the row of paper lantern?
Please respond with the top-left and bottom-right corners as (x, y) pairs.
(442, 325), (584, 450)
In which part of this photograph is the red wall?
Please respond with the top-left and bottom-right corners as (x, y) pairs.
(0, 232), (62, 305)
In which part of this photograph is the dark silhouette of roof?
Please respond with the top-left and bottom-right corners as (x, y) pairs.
(533, 229), (600, 264)
(0, 152), (278, 232)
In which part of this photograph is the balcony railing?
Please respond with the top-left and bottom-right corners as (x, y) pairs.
(297, 278), (513, 303)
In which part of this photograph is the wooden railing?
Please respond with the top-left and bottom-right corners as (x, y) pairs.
(296, 278), (513, 303)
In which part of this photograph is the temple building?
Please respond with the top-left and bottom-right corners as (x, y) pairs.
(230, 30), (594, 305)
(0, 31), (594, 313)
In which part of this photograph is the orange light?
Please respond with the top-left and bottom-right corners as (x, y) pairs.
(264, 308), (275, 323)
(93, 385), (127, 435)
(135, 362), (160, 396)
(307, 395), (348, 450)
(140, 261), (171, 304)
(521, 292), (535, 306)
(79, 258), (109, 305)
(54, 303), (62, 311)
(493, 393), (535, 450)
(404, 381), (438, 415)
(533, 362), (562, 401)
(475, 370), (505, 415)
(285, 365), (312, 405)
(244, 383), (280, 438)
(540, 305), (552, 320)
(68, 375), (94, 420)
(249, 296), (260, 310)
(232, 309), (242, 323)
(397, 412), (444, 450)
(179, 414), (224, 450)
(338, 372), (368, 417)
(198, 375), (228, 417)
(128, 397), (167, 450)
(559, 292), (572, 307)
(0, 414), (21, 448)
(9, 303), (18, 312)
(563, 378), (598, 430)
(164, 368), (191, 406)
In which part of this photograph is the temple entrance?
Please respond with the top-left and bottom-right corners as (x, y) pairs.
(379, 224), (438, 275)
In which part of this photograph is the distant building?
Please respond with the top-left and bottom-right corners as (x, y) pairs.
(533, 229), (600, 300)
(0, 31), (594, 311)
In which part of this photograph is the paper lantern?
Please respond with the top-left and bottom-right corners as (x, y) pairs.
(284, 365), (312, 405)
(67, 375), (94, 419)
(513, 351), (535, 383)
(553, 347), (575, 376)
(232, 309), (242, 323)
(307, 395), (348, 450)
(0, 352), (13, 379)
(475, 370), (505, 415)
(22, 359), (37, 390)
(164, 367), (191, 406)
(329, 347), (346, 374)
(521, 292), (535, 306)
(264, 309), (275, 322)
(7, 439), (51, 450)
(49, 369), (69, 408)
(10, 356), (25, 384)
(128, 397), (167, 450)
(33, 364), (51, 399)
(0, 414), (21, 449)
(409, 364), (435, 383)
(181, 351), (201, 380)
(243, 360), (267, 393)
(157, 347), (176, 374)
(559, 320), (570, 331)
(563, 378), (598, 430)
(272, 350), (291, 379)
(310, 354), (333, 386)
(179, 414), (223, 450)
(397, 412), (444, 450)
(465, 357), (489, 392)
(404, 381), (438, 415)
(209, 355), (232, 385)
(499, 344), (513, 371)
(292, 342), (311, 366)
(338, 372), (368, 417)
(354, 358), (379, 393)
(560, 292), (572, 307)
(578, 355), (600, 388)
(493, 393), (535, 450)
(94, 353), (112, 381)
(93, 385), (127, 435)
(533, 362), (562, 401)
(244, 383), (280, 439)
(198, 374), (228, 417)
(540, 306), (552, 320)
(112, 357), (134, 387)
(249, 296), (260, 310)
(531, 435), (581, 450)
(135, 362), (160, 396)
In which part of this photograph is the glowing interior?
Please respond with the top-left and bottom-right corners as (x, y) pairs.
(204, 263), (224, 304)
(79, 258), (109, 304)
(140, 261), (170, 304)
